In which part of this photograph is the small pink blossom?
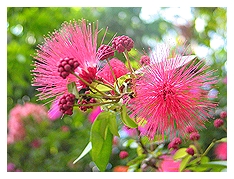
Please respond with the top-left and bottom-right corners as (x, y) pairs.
(214, 142), (227, 160)
(97, 58), (129, 85)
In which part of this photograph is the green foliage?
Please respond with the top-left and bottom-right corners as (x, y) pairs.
(90, 111), (114, 171)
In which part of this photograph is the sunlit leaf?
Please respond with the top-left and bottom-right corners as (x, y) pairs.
(120, 105), (138, 128)
(179, 155), (192, 172)
(173, 148), (188, 160)
(73, 142), (92, 164)
(90, 112), (114, 171)
(108, 113), (120, 137)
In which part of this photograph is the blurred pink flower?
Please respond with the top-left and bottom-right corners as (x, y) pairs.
(214, 142), (227, 160)
(97, 58), (129, 85)
(7, 163), (15, 172)
(7, 103), (48, 144)
(158, 155), (180, 172)
(61, 125), (70, 132)
(88, 106), (102, 123)
(127, 44), (217, 139)
(122, 125), (137, 137)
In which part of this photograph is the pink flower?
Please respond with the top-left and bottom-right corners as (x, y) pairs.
(214, 142), (227, 160)
(88, 106), (102, 123)
(97, 58), (129, 84)
(32, 20), (99, 102)
(126, 44), (217, 139)
(122, 125), (138, 137)
(158, 155), (180, 172)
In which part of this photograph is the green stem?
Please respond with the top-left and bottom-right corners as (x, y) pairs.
(136, 128), (148, 154)
(75, 101), (117, 107)
(123, 51), (137, 95)
(71, 71), (117, 100)
(194, 140), (203, 154)
(222, 126), (227, 133)
(202, 139), (217, 157)
(105, 59), (121, 91)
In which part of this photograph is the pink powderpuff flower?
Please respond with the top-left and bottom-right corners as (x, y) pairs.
(32, 19), (99, 102)
(126, 44), (217, 139)
(97, 58), (129, 85)
(214, 142), (227, 160)
(158, 155), (181, 172)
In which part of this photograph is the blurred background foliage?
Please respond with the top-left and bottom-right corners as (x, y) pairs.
(7, 7), (227, 172)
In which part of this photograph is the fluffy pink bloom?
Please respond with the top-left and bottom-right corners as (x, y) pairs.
(214, 142), (227, 160)
(97, 58), (129, 84)
(7, 103), (48, 144)
(126, 44), (217, 139)
(158, 155), (181, 172)
(32, 19), (99, 102)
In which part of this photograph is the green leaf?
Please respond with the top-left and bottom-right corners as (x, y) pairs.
(67, 81), (79, 98)
(173, 148), (188, 160)
(127, 154), (146, 166)
(73, 142), (92, 164)
(95, 83), (113, 92)
(90, 112), (114, 171)
(120, 105), (137, 128)
(179, 155), (192, 172)
(200, 156), (210, 164)
(115, 74), (131, 89)
(108, 113), (120, 137)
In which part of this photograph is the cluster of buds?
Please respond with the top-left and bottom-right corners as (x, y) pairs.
(140, 55), (150, 66)
(58, 57), (79, 79)
(112, 35), (134, 53)
(96, 44), (115, 61)
(214, 119), (224, 128)
(78, 98), (96, 112)
(168, 137), (182, 150)
(189, 132), (200, 141)
(59, 93), (76, 115)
